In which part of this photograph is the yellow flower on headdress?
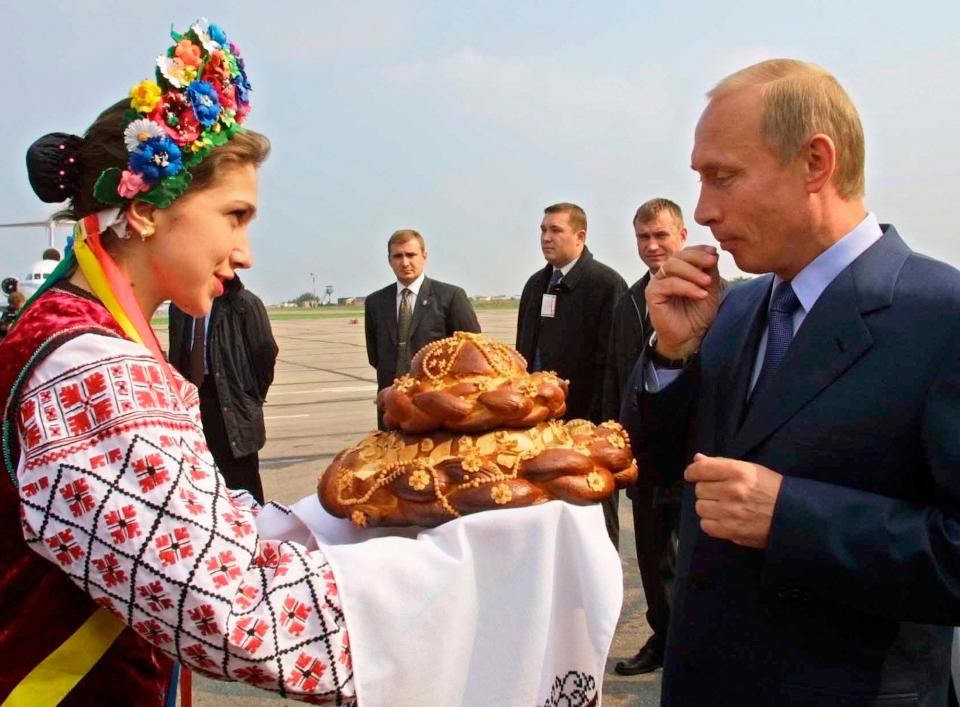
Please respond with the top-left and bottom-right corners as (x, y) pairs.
(129, 80), (162, 113)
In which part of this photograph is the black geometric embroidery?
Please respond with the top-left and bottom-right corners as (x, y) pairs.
(539, 670), (598, 707)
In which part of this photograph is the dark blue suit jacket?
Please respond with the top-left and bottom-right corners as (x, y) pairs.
(622, 226), (960, 706)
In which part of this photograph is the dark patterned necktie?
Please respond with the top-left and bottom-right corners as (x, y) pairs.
(188, 316), (205, 385)
(396, 288), (413, 375)
(751, 281), (801, 399)
(547, 268), (563, 291)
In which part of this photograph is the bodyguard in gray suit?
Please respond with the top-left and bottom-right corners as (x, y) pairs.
(623, 59), (960, 705)
(364, 229), (480, 429)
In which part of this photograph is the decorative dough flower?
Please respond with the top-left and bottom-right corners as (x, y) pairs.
(350, 510), (367, 528)
(490, 483), (513, 505)
(586, 472), (605, 492)
(408, 468), (431, 491)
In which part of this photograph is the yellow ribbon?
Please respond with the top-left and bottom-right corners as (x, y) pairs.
(1, 608), (126, 706)
(73, 234), (140, 342)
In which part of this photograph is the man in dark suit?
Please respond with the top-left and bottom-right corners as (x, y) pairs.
(517, 202), (627, 545)
(602, 198), (687, 676)
(365, 229), (480, 428)
(622, 59), (960, 705)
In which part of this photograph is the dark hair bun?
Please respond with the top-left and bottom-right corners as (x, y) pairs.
(26, 132), (84, 203)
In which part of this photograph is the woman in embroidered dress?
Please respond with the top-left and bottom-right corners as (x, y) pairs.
(0, 19), (354, 706)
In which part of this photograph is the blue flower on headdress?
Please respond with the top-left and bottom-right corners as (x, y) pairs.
(185, 80), (222, 127)
(232, 71), (252, 107)
(129, 136), (183, 183)
(208, 23), (228, 47)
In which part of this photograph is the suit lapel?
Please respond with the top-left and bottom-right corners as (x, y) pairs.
(408, 277), (432, 339)
(728, 225), (911, 459)
(714, 277), (772, 453)
(381, 285), (398, 346)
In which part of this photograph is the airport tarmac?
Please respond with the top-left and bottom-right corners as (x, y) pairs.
(161, 309), (661, 706)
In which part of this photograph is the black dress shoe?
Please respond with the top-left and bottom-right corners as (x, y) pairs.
(614, 640), (664, 675)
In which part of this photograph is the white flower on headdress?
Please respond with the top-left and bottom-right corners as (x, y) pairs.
(192, 17), (223, 52)
(123, 119), (166, 151)
(156, 55), (196, 89)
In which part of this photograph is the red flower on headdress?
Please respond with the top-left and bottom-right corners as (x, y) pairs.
(215, 81), (237, 113)
(149, 91), (201, 146)
(202, 51), (233, 85)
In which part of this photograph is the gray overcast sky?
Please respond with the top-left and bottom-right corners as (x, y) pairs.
(2, 1), (958, 304)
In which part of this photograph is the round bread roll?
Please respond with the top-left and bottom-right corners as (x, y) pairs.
(379, 331), (568, 433)
(318, 419), (639, 528)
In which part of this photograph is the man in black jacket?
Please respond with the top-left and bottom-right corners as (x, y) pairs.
(365, 229), (481, 429)
(169, 275), (278, 503)
(603, 198), (688, 676)
(516, 202), (627, 545)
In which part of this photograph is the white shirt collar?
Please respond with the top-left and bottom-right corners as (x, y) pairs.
(396, 273), (426, 299)
(556, 256), (580, 277)
(772, 212), (883, 313)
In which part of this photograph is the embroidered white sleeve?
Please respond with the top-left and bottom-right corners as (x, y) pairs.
(16, 334), (355, 703)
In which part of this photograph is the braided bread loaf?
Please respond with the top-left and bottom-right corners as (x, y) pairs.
(318, 419), (638, 528)
(379, 332), (568, 433)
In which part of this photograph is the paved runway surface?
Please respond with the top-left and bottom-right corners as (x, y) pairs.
(164, 309), (662, 706)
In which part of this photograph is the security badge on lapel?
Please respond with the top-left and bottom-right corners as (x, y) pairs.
(540, 292), (557, 318)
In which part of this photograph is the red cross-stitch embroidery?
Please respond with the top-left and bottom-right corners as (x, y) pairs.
(184, 643), (216, 669)
(105, 504), (141, 543)
(132, 453), (170, 492)
(234, 665), (270, 685)
(234, 583), (260, 610)
(287, 653), (327, 691)
(92, 552), (127, 587)
(134, 619), (172, 646)
(130, 363), (169, 409)
(180, 488), (204, 515)
(189, 604), (219, 636)
(137, 580), (175, 612)
(155, 526), (193, 566)
(206, 550), (242, 587)
(323, 568), (338, 597)
(60, 478), (96, 517)
(280, 595), (312, 637)
(22, 476), (50, 497)
(45, 529), (84, 565)
(339, 632), (352, 670)
(223, 511), (253, 538)
(231, 617), (268, 654)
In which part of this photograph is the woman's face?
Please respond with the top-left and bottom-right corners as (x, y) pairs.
(148, 162), (258, 316)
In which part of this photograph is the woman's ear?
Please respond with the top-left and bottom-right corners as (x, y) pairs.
(125, 200), (158, 239)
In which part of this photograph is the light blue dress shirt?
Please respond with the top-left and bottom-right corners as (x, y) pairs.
(648, 213), (883, 393)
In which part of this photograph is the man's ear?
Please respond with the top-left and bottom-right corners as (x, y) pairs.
(680, 227), (688, 244)
(125, 200), (158, 238)
(805, 133), (837, 194)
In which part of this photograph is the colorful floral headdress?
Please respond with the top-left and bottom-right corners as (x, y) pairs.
(93, 17), (251, 208)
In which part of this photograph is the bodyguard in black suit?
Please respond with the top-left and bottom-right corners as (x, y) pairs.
(624, 59), (960, 706)
(365, 229), (480, 427)
(602, 199), (688, 676)
(517, 203), (627, 544)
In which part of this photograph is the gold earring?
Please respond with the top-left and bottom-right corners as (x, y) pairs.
(140, 226), (154, 240)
